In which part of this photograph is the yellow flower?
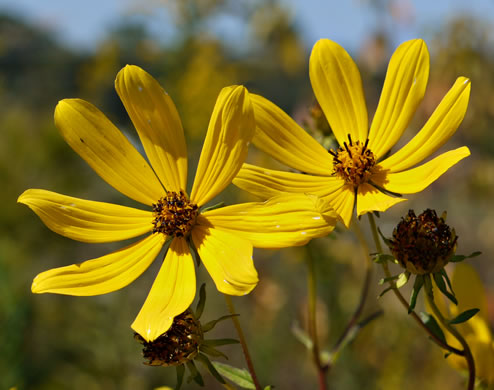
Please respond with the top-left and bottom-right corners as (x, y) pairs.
(432, 263), (494, 385)
(233, 39), (471, 227)
(18, 66), (336, 341)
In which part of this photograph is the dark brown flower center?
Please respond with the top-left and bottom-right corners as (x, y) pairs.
(135, 310), (203, 367)
(389, 209), (457, 275)
(329, 135), (376, 187)
(152, 191), (198, 237)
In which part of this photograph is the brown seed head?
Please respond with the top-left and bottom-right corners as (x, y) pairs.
(152, 190), (198, 237)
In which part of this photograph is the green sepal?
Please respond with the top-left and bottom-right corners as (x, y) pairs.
(200, 201), (225, 213)
(449, 251), (481, 263)
(175, 364), (185, 390)
(409, 275), (424, 313)
(377, 227), (393, 246)
(195, 283), (206, 320)
(378, 286), (394, 298)
(211, 361), (255, 389)
(199, 344), (228, 360)
(196, 353), (226, 384)
(202, 314), (239, 333)
(202, 338), (240, 347)
(372, 253), (395, 264)
(379, 274), (400, 285)
(188, 240), (202, 268)
(419, 311), (447, 345)
(186, 360), (204, 386)
(449, 308), (480, 325)
(433, 272), (457, 305)
(396, 272), (410, 288)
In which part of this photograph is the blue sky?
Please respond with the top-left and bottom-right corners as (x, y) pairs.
(1, 0), (493, 51)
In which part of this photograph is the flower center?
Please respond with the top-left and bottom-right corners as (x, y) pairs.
(135, 310), (203, 367)
(152, 191), (198, 237)
(329, 135), (376, 187)
(389, 209), (457, 275)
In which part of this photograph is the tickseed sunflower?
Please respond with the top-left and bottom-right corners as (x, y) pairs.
(233, 39), (471, 227)
(18, 65), (337, 341)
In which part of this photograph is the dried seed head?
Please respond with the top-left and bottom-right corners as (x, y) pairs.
(135, 310), (203, 367)
(389, 209), (457, 274)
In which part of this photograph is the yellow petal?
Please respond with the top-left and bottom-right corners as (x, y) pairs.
(233, 163), (336, 198)
(451, 263), (489, 325)
(368, 39), (429, 158)
(202, 194), (338, 248)
(32, 233), (165, 295)
(309, 39), (368, 145)
(356, 183), (407, 216)
(55, 99), (164, 206)
(251, 94), (332, 175)
(375, 147), (470, 194)
(323, 183), (355, 228)
(18, 189), (152, 243)
(379, 77), (471, 172)
(115, 65), (188, 192)
(190, 86), (255, 206)
(131, 237), (195, 342)
(191, 224), (258, 295)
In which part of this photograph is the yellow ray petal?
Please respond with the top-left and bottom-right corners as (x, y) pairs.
(132, 237), (195, 342)
(55, 99), (164, 206)
(375, 147), (470, 194)
(202, 194), (337, 248)
(18, 189), (153, 243)
(115, 65), (188, 192)
(309, 39), (368, 145)
(451, 263), (489, 325)
(356, 183), (407, 217)
(250, 94), (332, 175)
(233, 163), (337, 197)
(379, 77), (471, 172)
(323, 183), (355, 228)
(368, 39), (429, 158)
(190, 86), (255, 206)
(32, 233), (166, 296)
(191, 224), (258, 296)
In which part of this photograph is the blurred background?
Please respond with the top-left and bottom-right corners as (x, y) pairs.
(1, 0), (493, 389)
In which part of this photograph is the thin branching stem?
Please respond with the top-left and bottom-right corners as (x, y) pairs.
(224, 295), (262, 390)
(367, 213), (464, 355)
(424, 276), (476, 390)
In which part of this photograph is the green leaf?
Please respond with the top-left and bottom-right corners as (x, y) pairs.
(377, 227), (393, 246)
(449, 251), (481, 263)
(186, 360), (204, 386)
(200, 202), (225, 213)
(176, 364), (185, 390)
(202, 338), (239, 347)
(195, 283), (206, 320)
(433, 272), (457, 305)
(379, 274), (400, 285)
(199, 344), (228, 359)
(212, 361), (256, 389)
(449, 308), (480, 325)
(419, 312), (446, 345)
(202, 314), (239, 333)
(396, 272), (410, 288)
(291, 323), (313, 350)
(378, 286), (394, 299)
(196, 353), (226, 384)
(409, 275), (424, 313)
(372, 253), (395, 264)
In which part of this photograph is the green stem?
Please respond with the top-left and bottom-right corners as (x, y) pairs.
(224, 295), (262, 390)
(306, 245), (329, 390)
(367, 213), (464, 356)
(330, 219), (373, 355)
(424, 275), (476, 390)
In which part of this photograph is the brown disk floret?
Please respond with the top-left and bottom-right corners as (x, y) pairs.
(389, 209), (457, 274)
(152, 190), (198, 237)
(135, 310), (203, 367)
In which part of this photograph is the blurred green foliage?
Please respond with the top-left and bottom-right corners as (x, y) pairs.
(0, 1), (493, 389)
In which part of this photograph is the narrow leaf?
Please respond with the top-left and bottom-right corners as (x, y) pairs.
(176, 364), (185, 390)
(202, 314), (239, 333)
(291, 323), (313, 350)
(372, 253), (395, 264)
(449, 308), (480, 325)
(196, 353), (226, 384)
(449, 251), (481, 263)
(199, 344), (228, 359)
(186, 360), (204, 386)
(202, 338), (239, 347)
(200, 201), (225, 213)
(409, 275), (424, 313)
(419, 311), (446, 345)
(195, 283), (206, 320)
(433, 272), (457, 305)
(378, 286), (394, 299)
(377, 227), (392, 246)
(212, 361), (255, 389)
(379, 274), (400, 285)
